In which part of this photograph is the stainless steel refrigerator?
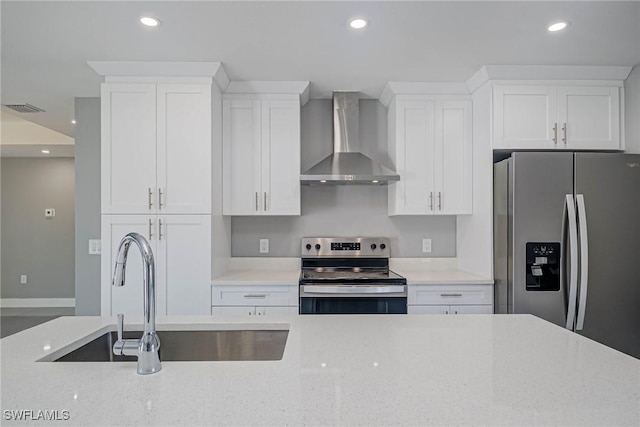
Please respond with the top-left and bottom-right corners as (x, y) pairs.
(494, 152), (640, 359)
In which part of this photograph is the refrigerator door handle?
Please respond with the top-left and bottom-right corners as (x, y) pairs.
(563, 194), (579, 330)
(575, 194), (589, 331)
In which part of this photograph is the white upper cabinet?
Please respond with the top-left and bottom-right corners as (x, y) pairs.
(101, 84), (157, 214)
(388, 96), (472, 215)
(156, 84), (212, 214)
(223, 96), (301, 216)
(493, 84), (621, 150)
(102, 82), (211, 214)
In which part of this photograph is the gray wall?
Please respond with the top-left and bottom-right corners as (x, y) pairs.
(74, 97), (101, 315)
(231, 99), (457, 257)
(625, 65), (640, 153)
(1, 157), (75, 298)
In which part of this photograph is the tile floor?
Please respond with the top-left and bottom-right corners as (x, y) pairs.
(0, 307), (75, 338)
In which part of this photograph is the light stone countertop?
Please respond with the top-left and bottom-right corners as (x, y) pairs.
(1, 314), (639, 426)
(211, 257), (492, 286)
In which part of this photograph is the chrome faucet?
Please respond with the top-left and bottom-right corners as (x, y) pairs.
(111, 232), (162, 375)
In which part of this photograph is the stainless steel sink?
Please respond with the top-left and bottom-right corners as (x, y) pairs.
(54, 330), (289, 362)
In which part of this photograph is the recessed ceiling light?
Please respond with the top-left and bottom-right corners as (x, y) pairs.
(140, 16), (160, 27)
(71, 120), (76, 124)
(41, 150), (50, 154)
(548, 21), (568, 32)
(320, 180), (327, 183)
(349, 18), (368, 29)
(372, 180), (379, 183)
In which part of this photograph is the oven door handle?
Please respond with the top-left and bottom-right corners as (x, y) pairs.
(302, 285), (406, 294)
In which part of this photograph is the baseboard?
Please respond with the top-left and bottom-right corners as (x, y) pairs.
(0, 298), (76, 308)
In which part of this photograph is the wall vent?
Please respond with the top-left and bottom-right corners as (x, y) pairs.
(3, 103), (45, 113)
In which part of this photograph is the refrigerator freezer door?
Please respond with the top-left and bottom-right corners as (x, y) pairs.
(574, 153), (640, 358)
(510, 152), (574, 326)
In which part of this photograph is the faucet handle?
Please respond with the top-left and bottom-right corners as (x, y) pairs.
(117, 313), (124, 341)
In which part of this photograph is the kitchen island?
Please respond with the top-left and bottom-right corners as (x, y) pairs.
(1, 314), (638, 426)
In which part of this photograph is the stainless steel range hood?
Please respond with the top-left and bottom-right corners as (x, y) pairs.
(300, 92), (400, 185)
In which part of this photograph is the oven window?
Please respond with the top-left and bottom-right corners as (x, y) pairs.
(300, 297), (407, 314)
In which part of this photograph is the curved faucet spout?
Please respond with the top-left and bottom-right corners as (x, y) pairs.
(112, 232), (161, 375)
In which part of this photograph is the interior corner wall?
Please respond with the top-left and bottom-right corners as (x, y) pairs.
(74, 97), (101, 315)
(625, 65), (640, 153)
(1, 157), (75, 299)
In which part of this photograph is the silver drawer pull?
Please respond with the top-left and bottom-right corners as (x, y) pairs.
(440, 293), (463, 297)
(243, 294), (267, 299)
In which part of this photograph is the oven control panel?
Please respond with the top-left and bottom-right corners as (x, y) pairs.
(302, 237), (390, 258)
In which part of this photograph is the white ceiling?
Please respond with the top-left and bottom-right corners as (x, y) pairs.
(1, 1), (639, 138)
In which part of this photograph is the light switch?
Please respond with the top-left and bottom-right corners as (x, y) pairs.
(259, 239), (269, 254)
(20, 274), (27, 284)
(45, 208), (55, 218)
(89, 239), (102, 255)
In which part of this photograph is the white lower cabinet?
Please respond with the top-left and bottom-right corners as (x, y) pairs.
(211, 284), (298, 316)
(101, 215), (211, 316)
(212, 306), (298, 317)
(407, 284), (493, 315)
(408, 304), (492, 314)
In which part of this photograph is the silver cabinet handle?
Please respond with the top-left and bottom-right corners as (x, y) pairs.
(438, 192), (442, 210)
(158, 219), (163, 241)
(264, 192), (267, 211)
(429, 192), (434, 211)
(243, 294), (267, 299)
(255, 192), (259, 211)
(440, 293), (462, 297)
(148, 188), (153, 209)
(158, 188), (163, 210)
(148, 218), (153, 240)
(552, 123), (558, 144)
(562, 123), (567, 144)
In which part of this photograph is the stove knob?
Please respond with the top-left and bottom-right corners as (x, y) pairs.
(380, 243), (386, 250)
(370, 244), (377, 250)
(315, 244), (321, 250)
(305, 244), (312, 251)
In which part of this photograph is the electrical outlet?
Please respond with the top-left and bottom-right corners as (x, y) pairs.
(44, 208), (55, 218)
(422, 238), (432, 253)
(20, 274), (27, 285)
(259, 239), (269, 254)
(89, 239), (102, 255)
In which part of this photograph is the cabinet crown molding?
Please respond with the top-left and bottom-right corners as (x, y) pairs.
(466, 65), (633, 93)
(224, 81), (310, 106)
(380, 82), (470, 107)
(87, 61), (230, 91)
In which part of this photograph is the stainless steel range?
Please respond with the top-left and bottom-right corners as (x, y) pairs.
(299, 237), (407, 314)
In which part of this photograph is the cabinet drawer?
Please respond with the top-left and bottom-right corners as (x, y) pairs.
(211, 285), (298, 306)
(408, 284), (493, 305)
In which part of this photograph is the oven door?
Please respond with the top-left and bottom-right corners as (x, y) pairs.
(299, 284), (407, 314)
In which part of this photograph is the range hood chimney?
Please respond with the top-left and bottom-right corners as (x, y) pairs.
(300, 92), (400, 185)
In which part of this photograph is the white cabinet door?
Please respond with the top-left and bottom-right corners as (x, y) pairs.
(450, 305), (493, 314)
(101, 84), (157, 214)
(557, 86), (620, 150)
(261, 100), (301, 215)
(255, 306), (298, 316)
(101, 215), (163, 316)
(158, 215), (211, 315)
(493, 86), (557, 149)
(408, 305), (450, 314)
(434, 101), (472, 215)
(396, 100), (434, 214)
(222, 99), (262, 215)
(157, 84), (212, 214)
(212, 306), (257, 317)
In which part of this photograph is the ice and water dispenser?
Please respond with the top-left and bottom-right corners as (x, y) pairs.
(525, 242), (560, 291)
